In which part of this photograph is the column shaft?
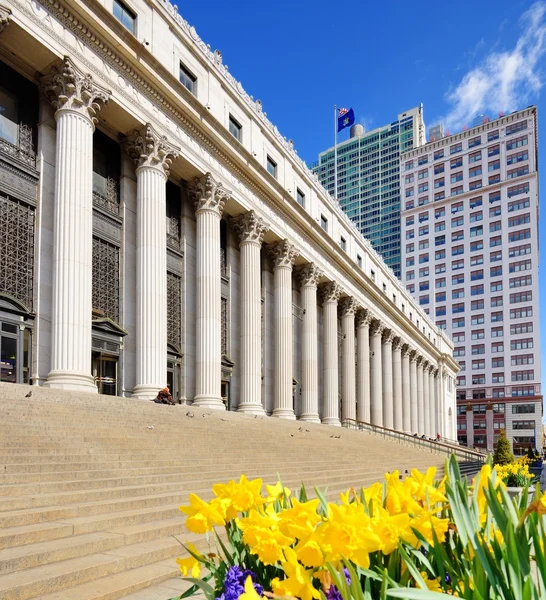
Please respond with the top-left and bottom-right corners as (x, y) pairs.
(401, 349), (411, 432)
(410, 356), (418, 433)
(356, 314), (371, 422)
(133, 166), (168, 398)
(341, 306), (356, 422)
(370, 324), (383, 426)
(238, 239), (264, 413)
(273, 265), (295, 418)
(417, 361), (425, 435)
(428, 370), (436, 437)
(422, 366), (430, 437)
(300, 281), (320, 422)
(195, 208), (223, 408)
(322, 300), (340, 425)
(392, 341), (403, 431)
(47, 111), (95, 391)
(382, 334), (394, 429)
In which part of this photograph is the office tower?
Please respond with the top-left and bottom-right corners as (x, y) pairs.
(400, 107), (542, 454)
(311, 107), (426, 276)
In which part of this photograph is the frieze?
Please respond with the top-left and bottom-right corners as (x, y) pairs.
(92, 210), (121, 245)
(0, 158), (38, 205)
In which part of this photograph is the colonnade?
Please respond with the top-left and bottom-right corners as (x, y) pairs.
(39, 58), (445, 436)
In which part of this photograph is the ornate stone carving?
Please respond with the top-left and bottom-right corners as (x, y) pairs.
(189, 172), (231, 216)
(41, 57), (110, 125)
(356, 308), (373, 328)
(296, 263), (323, 288)
(416, 355), (424, 367)
(319, 281), (343, 304)
(393, 337), (404, 352)
(339, 297), (358, 317)
(370, 319), (384, 337)
(382, 329), (395, 345)
(267, 240), (298, 269)
(442, 367), (448, 380)
(231, 211), (269, 246)
(0, 4), (11, 35)
(402, 343), (411, 358)
(123, 123), (180, 178)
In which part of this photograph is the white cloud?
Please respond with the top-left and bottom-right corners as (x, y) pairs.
(443, 2), (546, 130)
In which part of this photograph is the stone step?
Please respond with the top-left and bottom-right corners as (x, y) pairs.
(0, 537), (183, 600)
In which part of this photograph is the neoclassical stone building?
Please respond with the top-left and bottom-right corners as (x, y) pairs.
(0, 0), (458, 437)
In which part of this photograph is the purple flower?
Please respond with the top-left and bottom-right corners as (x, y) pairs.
(444, 573), (451, 585)
(326, 568), (352, 600)
(216, 565), (262, 600)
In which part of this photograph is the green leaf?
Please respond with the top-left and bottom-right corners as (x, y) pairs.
(181, 577), (215, 600)
(386, 589), (453, 598)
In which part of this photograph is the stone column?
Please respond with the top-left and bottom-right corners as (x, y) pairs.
(296, 264), (323, 423)
(409, 351), (419, 433)
(340, 297), (357, 422)
(417, 356), (425, 435)
(401, 345), (411, 432)
(422, 364), (431, 437)
(268, 241), (298, 419)
(369, 320), (384, 426)
(231, 211), (269, 414)
(392, 337), (403, 431)
(356, 309), (372, 423)
(123, 124), (180, 399)
(41, 58), (110, 391)
(190, 173), (231, 409)
(416, 357), (425, 435)
(381, 330), (395, 430)
(320, 282), (343, 426)
(428, 367), (437, 437)
(466, 404), (474, 447)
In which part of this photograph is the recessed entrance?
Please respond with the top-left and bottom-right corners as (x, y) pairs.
(92, 352), (118, 396)
(0, 327), (17, 382)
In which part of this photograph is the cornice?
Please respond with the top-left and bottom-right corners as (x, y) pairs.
(20, 0), (445, 360)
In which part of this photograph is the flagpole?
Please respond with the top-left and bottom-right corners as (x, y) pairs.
(334, 104), (338, 200)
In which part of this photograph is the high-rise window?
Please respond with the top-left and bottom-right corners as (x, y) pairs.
(296, 188), (305, 207)
(180, 63), (197, 95)
(266, 155), (277, 178)
(228, 115), (242, 141)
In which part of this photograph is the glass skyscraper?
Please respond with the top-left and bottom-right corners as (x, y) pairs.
(311, 106), (425, 277)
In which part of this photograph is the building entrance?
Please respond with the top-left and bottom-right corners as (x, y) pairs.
(0, 325), (18, 382)
(92, 352), (118, 396)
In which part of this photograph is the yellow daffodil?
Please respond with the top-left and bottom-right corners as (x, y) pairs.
(278, 498), (321, 541)
(239, 575), (262, 600)
(266, 481), (291, 503)
(272, 547), (321, 600)
(179, 494), (229, 533)
(212, 475), (266, 520)
(176, 543), (202, 577)
(418, 571), (442, 592)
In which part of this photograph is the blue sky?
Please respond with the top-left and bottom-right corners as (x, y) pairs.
(179, 0), (546, 415)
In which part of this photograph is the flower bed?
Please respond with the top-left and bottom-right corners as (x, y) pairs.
(172, 456), (546, 599)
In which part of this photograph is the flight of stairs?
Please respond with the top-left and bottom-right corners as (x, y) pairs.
(0, 383), (453, 600)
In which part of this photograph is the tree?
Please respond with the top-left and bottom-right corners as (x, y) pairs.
(493, 429), (514, 466)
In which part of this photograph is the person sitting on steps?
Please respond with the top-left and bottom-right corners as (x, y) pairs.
(151, 387), (175, 405)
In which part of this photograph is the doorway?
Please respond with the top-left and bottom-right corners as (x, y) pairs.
(92, 352), (118, 396)
(0, 325), (17, 382)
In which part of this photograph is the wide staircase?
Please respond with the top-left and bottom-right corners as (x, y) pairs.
(0, 383), (472, 600)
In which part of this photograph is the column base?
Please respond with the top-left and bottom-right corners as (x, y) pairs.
(192, 395), (226, 411)
(272, 408), (296, 420)
(44, 371), (97, 393)
(299, 414), (321, 424)
(132, 384), (164, 401)
(322, 417), (341, 427)
(237, 403), (266, 416)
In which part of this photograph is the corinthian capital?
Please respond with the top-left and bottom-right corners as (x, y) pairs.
(339, 297), (358, 318)
(296, 263), (323, 288)
(0, 4), (11, 34)
(231, 211), (269, 246)
(267, 240), (298, 269)
(319, 281), (343, 304)
(356, 308), (373, 328)
(370, 319), (384, 337)
(402, 343), (411, 358)
(41, 57), (111, 125)
(393, 337), (404, 352)
(123, 124), (180, 178)
(382, 329), (395, 345)
(189, 172), (231, 216)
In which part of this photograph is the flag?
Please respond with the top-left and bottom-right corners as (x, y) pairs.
(337, 107), (355, 132)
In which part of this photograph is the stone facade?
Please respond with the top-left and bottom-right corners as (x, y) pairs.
(0, 0), (457, 435)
